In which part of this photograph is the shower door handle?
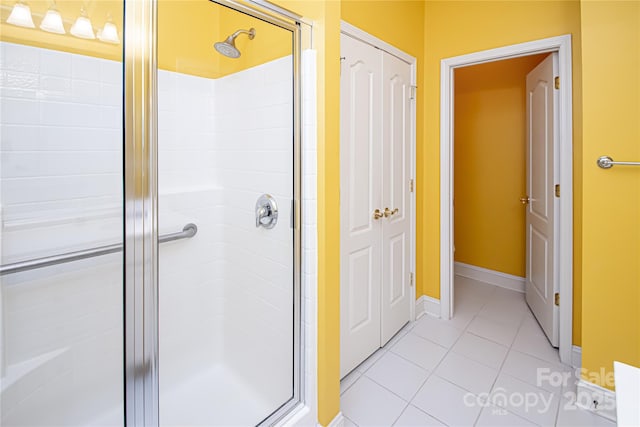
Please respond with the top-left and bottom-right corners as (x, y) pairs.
(255, 194), (278, 229)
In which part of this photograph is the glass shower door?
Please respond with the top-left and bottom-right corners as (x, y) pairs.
(0, 1), (125, 425)
(157, 1), (299, 425)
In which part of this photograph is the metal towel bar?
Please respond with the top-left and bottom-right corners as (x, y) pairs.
(597, 156), (640, 169)
(0, 223), (198, 277)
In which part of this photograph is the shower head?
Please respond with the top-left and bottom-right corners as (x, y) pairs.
(214, 28), (256, 59)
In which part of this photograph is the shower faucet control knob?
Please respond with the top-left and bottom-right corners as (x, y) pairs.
(255, 194), (278, 229)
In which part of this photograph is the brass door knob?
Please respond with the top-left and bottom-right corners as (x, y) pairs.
(384, 207), (399, 218)
(520, 196), (530, 205)
(373, 209), (384, 220)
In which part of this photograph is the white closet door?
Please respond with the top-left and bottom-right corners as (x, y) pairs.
(380, 52), (412, 344)
(339, 33), (383, 378)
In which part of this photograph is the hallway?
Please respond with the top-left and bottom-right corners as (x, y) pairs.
(340, 276), (614, 426)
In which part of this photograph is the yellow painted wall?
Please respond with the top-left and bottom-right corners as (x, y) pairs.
(580, 0), (640, 388)
(0, 1), (290, 78)
(0, 0), (123, 61)
(424, 0), (583, 346)
(341, 0), (425, 300)
(158, 0), (291, 79)
(274, 1), (341, 423)
(454, 54), (547, 277)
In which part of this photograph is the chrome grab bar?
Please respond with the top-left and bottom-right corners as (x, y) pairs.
(597, 156), (640, 169)
(0, 223), (198, 277)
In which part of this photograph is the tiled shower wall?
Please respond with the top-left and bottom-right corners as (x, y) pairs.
(1, 41), (307, 425)
(212, 56), (294, 405)
(0, 42), (124, 425)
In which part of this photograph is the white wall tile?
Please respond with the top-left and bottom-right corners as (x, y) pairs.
(71, 54), (100, 81)
(1, 42), (40, 73)
(1, 98), (38, 124)
(40, 49), (72, 78)
(99, 59), (121, 85)
(1, 44), (319, 426)
(72, 79), (101, 104)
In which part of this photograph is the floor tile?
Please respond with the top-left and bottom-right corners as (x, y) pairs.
(556, 393), (616, 426)
(365, 351), (430, 401)
(492, 287), (527, 302)
(411, 315), (464, 348)
(341, 376), (407, 427)
(467, 315), (519, 346)
(340, 369), (362, 395)
(393, 405), (445, 427)
(390, 332), (447, 371)
(455, 275), (496, 301)
(340, 278), (583, 427)
(512, 316), (562, 364)
(491, 373), (561, 426)
(411, 375), (482, 426)
(502, 349), (571, 393)
(343, 416), (358, 427)
(448, 302), (479, 330)
(476, 405), (537, 426)
(478, 297), (528, 325)
(435, 352), (499, 394)
(383, 323), (412, 350)
(451, 332), (509, 370)
(355, 348), (387, 374)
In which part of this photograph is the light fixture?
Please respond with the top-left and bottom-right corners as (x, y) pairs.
(6, 1), (35, 28)
(70, 7), (95, 39)
(97, 15), (120, 44)
(39, 2), (65, 34)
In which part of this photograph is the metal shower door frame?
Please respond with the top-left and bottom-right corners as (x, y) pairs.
(123, 0), (303, 424)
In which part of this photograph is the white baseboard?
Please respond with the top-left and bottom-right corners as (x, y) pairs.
(416, 295), (441, 319)
(576, 379), (617, 422)
(415, 297), (425, 319)
(323, 412), (344, 427)
(572, 346), (582, 369)
(454, 262), (525, 293)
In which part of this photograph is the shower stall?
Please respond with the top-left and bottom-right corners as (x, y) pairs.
(0, 0), (311, 425)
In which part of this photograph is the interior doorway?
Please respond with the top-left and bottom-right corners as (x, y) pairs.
(439, 35), (575, 365)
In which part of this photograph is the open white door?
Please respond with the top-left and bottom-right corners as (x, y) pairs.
(339, 33), (383, 377)
(525, 53), (559, 347)
(380, 52), (412, 344)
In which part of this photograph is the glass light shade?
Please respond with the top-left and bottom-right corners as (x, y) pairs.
(70, 15), (95, 39)
(40, 9), (65, 34)
(6, 2), (35, 28)
(98, 22), (120, 44)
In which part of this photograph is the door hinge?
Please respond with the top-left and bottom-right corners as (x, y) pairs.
(340, 56), (345, 76)
(554, 76), (560, 90)
(554, 293), (560, 306)
(410, 272), (414, 287)
(410, 179), (414, 193)
(410, 86), (417, 100)
(555, 184), (560, 198)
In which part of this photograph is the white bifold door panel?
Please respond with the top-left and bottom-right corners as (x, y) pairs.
(339, 34), (383, 377)
(340, 33), (412, 378)
(380, 53), (412, 344)
(525, 53), (559, 347)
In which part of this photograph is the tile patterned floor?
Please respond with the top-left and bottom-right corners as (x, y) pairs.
(340, 276), (615, 427)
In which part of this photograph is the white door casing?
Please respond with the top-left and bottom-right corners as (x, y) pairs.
(525, 53), (559, 347)
(339, 33), (383, 378)
(381, 52), (412, 344)
(440, 35), (573, 364)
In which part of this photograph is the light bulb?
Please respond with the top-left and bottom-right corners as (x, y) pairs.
(98, 21), (119, 44)
(70, 8), (95, 39)
(6, 2), (35, 28)
(40, 6), (65, 34)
